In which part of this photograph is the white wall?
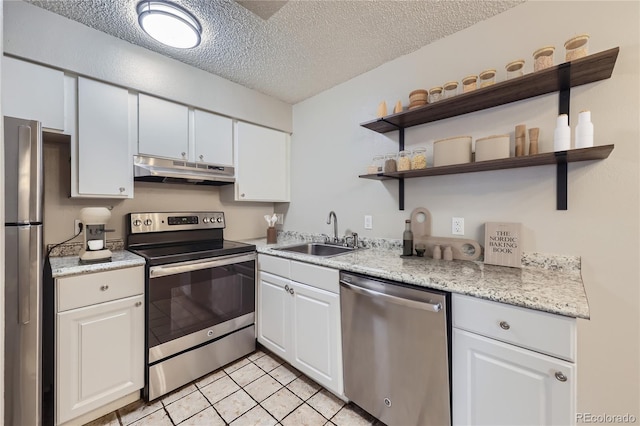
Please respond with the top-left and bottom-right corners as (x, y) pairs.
(0, 0), (4, 421)
(3, 0), (292, 133)
(287, 1), (639, 417)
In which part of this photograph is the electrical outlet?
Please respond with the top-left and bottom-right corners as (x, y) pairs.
(364, 215), (373, 230)
(275, 213), (284, 225)
(74, 219), (82, 235)
(452, 217), (464, 235)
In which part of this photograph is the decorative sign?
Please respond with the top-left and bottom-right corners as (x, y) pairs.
(484, 222), (522, 268)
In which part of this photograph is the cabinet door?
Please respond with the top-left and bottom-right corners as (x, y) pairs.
(138, 94), (189, 160)
(57, 295), (144, 425)
(235, 121), (289, 201)
(77, 77), (133, 197)
(290, 281), (343, 395)
(2, 56), (65, 131)
(453, 328), (576, 426)
(257, 272), (290, 359)
(194, 109), (233, 166)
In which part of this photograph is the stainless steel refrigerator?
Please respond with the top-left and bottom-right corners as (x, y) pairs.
(4, 116), (43, 426)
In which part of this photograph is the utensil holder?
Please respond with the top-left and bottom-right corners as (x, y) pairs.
(267, 227), (277, 244)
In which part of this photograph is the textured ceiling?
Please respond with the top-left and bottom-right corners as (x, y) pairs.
(25, 0), (523, 104)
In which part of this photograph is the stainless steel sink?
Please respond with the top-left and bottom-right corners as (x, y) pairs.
(275, 243), (356, 257)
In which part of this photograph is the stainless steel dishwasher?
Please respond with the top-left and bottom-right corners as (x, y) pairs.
(340, 271), (451, 426)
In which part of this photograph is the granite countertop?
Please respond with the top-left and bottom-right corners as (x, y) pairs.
(244, 237), (589, 319)
(49, 251), (146, 278)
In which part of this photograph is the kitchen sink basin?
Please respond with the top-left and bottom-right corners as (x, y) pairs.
(275, 243), (356, 257)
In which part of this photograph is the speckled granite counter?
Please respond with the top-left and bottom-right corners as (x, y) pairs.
(50, 251), (146, 278)
(244, 237), (589, 319)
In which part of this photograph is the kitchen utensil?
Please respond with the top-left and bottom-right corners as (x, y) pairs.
(528, 128), (540, 155)
(515, 124), (526, 157)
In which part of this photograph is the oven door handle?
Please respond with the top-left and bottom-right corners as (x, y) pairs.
(149, 252), (256, 278)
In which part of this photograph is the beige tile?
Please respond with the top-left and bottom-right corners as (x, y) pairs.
(161, 384), (198, 406)
(200, 375), (241, 404)
(128, 408), (173, 426)
(286, 375), (321, 401)
(118, 399), (164, 425)
(281, 403), (327, 426)
(254, 353), (284, 373)
(306, 390), (345, 420)
(244, 373), (283, 402)
(247, 350), (267, 362)
(269, 364), (300, 386)
(261, 388), (303, 421)
(229, 362), (266, 387)
(213, 389), (257, 423)
(331, 404), (376, 426)
(179, 406), (225, 426)
(230, 405), (277, 426)
(195, 369), (227, 389)
(224, 357), (251, 374)
(84, 411), (119, 426)
(165, 389), (211, 424)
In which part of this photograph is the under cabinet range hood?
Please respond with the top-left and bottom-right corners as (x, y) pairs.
(134, 155), (235, 185)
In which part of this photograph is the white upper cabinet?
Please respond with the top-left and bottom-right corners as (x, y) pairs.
(138, 94), (189, 160)
(193, 109), (233, 166)
(76, 77), (133, 198)
(2, 56), (65, 131)
(230, 121), (290, 202)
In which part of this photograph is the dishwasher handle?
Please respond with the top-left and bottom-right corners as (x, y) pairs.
(340, 280), (442, 313)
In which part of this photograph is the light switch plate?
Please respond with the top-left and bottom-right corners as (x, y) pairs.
(275, 213), (284, 225)
(364, 215), (373, 229)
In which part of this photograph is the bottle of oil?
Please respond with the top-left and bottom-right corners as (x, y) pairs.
(403, 219), (413, 256)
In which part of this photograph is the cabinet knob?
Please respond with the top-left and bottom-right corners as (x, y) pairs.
(135, 301), (142, 307)
(555, 371), (567, 382)
(119, 187), (125, 193)
(181, 152), (186, 158)
(499, 321), (510, 330)
(241, 193), (245, 198)
(289, 287), (294, 295)
(285, 284), (290, 292)
(199, 154), (204, 160)
(100, 285), (109, 291)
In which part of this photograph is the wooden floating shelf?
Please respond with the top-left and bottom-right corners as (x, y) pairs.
(359, 145), (614, 180)
(361, 47), (619, 134)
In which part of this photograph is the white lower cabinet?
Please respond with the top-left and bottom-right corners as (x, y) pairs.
(258, 255), (343, 395)
(452, 294), (577, 426)
(56, 267), (144, 425)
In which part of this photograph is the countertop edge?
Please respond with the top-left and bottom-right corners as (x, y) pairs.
(49, 251), (146, 278)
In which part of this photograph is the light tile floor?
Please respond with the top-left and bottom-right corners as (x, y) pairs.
(85, 348), (382, 426)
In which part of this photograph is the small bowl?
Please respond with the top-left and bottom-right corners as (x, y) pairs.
(87, 240), (104, 251)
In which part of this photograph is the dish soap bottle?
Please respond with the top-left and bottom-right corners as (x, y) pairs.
(403, 219), (413, 256)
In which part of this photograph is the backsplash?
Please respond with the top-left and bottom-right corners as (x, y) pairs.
(47, 238), (124, 257)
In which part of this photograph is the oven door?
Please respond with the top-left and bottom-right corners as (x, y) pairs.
(147, 252), (256, 363)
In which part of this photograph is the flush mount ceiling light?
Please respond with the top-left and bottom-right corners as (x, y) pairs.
(137, 1), (202, 49)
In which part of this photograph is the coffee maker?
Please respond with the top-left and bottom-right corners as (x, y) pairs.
(79, 207), (112, 262)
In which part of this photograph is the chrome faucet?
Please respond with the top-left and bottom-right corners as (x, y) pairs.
(327, 211), (338, 243)
(345, 232), (359, 249)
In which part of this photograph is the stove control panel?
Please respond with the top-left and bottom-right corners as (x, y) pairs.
(129, 212), (225, 233)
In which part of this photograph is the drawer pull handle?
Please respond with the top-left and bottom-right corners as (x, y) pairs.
(135, 301), (142, 307)
(499, 321), (510, 330)
(555, 371), (567, 382)
(100, 285), (109, 291)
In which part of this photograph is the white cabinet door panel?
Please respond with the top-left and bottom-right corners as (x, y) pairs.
(194, 110), (233, 166)
(257, 272), (289, 359)
(2, 56), (65, 131)
(138, 94), (189, 160)
(453, 328), (575, 426)
(77, 77), (132, 197)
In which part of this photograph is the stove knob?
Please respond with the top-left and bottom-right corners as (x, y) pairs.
(144, 219), (153, 226)
(133, 219), (142, 227)
(216, 217), (223, 223)
(203, 217), (209, 223)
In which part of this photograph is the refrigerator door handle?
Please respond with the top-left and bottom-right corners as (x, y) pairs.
(17, 125), (32, 222)
(18, 227), (31, 324)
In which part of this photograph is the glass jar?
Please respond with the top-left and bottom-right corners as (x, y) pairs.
(372, 155), (384, 173)
(443, 81), (458, 99)
(565, 34), (589, 61)
(428, 86), (443, 103)
(479, 69), (496, 88)
(383, 153), (397, 173)
(533, 46), (555, 72)
(462, 75), (477, 93)
(397, 150), (412, 171)
(505, 59), (525, 80)
(411, 147), (427, 170)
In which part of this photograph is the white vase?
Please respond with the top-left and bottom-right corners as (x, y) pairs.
(554, 114), (571, 151)
(575, 110), (594, 148)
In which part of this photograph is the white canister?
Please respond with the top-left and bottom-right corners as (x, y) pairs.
(475, 135), (510, 162)
(433, 136), (472, 167)
(554, 114), (571, 151)
(575, 110), (594, 149)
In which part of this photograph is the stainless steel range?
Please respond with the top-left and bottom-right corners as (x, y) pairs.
(127, 212), (256, 401)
